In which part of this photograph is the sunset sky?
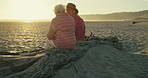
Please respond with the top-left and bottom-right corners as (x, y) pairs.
(0, 0), (148, 20)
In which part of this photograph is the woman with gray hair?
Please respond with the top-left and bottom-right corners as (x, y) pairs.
(44, 4), (76, 49)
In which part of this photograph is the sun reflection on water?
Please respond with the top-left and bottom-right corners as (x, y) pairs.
(23, 20), (33, 23)
(0, 22), (49, 53)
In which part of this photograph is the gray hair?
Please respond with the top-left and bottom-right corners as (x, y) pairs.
(54, 4), (65, 13)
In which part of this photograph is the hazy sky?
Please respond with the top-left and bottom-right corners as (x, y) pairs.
(0, 0), (148, 20)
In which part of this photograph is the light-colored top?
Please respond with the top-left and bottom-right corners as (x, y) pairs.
(71, 14), (85, 40)
(47, 12), (76, 49)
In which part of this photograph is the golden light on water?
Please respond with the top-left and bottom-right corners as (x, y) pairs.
(23, 20), (33, 23)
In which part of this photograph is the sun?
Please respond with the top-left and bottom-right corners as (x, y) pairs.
(7, 0), (54, 20)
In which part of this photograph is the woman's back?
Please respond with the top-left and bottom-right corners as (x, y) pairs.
(52, 13), (76, 49)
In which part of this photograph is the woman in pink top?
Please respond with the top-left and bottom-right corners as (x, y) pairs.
(44, 4), (76, 49)
(66, 3), (86, 40)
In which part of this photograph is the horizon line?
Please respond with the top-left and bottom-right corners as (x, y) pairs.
(0, 9), (147, 22)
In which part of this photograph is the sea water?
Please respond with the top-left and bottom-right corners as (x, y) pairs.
(0, 22), (49, 53)
(0, 21), (147, 54)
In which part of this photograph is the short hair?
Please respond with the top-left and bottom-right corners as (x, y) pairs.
(66, 3), (76, 9)
(66, 3), (79, 14)
(54, 4), (65, 13)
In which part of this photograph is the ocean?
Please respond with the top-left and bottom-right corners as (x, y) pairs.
(0, 21), (148, 54)
(0, 22), (49, 53)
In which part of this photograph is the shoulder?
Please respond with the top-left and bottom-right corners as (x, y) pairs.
(51, 17), (56, 23)
(77, 15), (84, 21)
(50, 17), (58, 26)
(73, 15), (84, 22)
(69, 16), (75, 21)
(73, 15), (82, 20)
(51, 16), (60, 24)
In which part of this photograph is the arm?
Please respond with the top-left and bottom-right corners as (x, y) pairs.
(47, 20), (57, 40)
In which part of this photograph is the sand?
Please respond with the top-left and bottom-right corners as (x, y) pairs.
(85, 21), (148, 53)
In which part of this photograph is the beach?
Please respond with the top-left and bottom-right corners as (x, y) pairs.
(85, 21), (148, 54)
(0, 21), (148, 78)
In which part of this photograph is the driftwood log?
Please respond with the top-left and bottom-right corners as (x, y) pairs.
(0, 36), (122, 78)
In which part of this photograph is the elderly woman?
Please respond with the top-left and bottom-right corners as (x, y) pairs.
(44, 4), (76, 49)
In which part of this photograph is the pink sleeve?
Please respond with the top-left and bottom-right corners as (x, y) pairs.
(47, 20), (57, 40)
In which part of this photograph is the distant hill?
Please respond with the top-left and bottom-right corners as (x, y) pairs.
(134, 13), (148, 21)
(1, 10), (148, 22)
(80, 10), (148, 21)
